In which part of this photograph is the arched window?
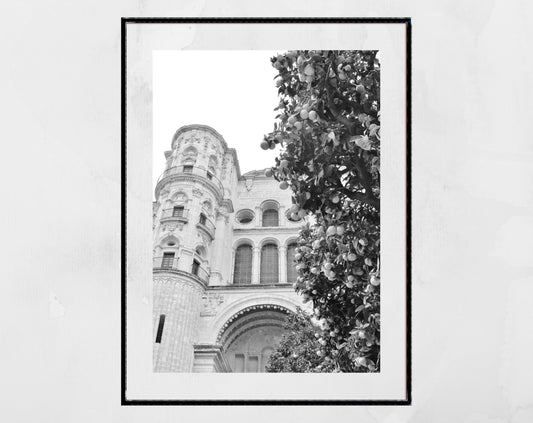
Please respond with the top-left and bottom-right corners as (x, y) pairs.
(262, 209), (279, 227)
(233, 245), (253, 284)
(286, 243), (298, 283)
(260, 243), (279, 284)
(202, 200), (213, 216)
(195, 245), (207, 260)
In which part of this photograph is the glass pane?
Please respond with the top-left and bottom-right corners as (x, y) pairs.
(262, 209), (278, 227)
(192, 260), (199, 275)
(233, 245), (253, 284)
(246, 356), (259, 373)
(286, 243), (298, 283)
(162, 252), (175, 268)
(234, 354), (245, 373)
(260, 244), (279, 284)
(155, 314), (165, 343)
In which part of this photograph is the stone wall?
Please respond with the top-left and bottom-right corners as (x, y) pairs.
(153, 274), (204, 372)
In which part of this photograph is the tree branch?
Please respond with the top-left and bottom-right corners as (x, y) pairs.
(325, 84), (356, 132)
(353, 153), (374, 197)
(341, 188), (380, 211)
(334, 90), (365, 116)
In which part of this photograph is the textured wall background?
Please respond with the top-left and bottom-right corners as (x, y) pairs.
(2, 1), (533, 422)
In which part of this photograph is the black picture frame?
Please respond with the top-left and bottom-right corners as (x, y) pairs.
(121, 17), (411, 406)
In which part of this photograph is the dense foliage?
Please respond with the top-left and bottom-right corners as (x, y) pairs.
(262, 50), (381, 372)
(266, 308), (336, 373)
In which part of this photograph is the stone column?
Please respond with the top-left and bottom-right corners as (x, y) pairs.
(222, 222), (234, 283)
(228, 248), (235, 284)
(209, 208), (228, 285)
(252, 247), (261, 284)
(279, 245), (287, 284)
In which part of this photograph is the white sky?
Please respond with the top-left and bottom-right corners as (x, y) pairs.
(153, 50), (284, 188)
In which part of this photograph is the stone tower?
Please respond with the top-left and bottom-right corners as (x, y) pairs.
(153, 125), (306, 373)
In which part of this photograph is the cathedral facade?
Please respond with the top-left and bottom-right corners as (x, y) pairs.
(152, 124), (306, 372)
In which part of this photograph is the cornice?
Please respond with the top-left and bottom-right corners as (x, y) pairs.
(155, 173), (223, 203)
(153, 269), (207, 291)
(233, 226), (302, 233)
(206, 283), (293, 292)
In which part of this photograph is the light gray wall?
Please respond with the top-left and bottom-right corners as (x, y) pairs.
(3, 1), (533, 422)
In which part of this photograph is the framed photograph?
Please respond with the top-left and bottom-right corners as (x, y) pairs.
(122, 18), (411, 405)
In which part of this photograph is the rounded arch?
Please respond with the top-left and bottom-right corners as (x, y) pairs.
(210, 295), (301, 344)
(215, 303), (294, 345)
(284, 236), (299, 248)
(258, 237), (280, 248)
(216, 303), (296, 372)
(260, 200), (280, 227)
(157, 234), (181, 248)
(194, 244), (208, 259)
(260, 199), (280, 211)
(232, 238), (256, 249)
(154, 234), (181, 269)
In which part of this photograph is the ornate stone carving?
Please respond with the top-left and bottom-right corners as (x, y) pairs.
(208, 139), (220, 156)
(208, 155), (218, 172)
(154, 275), (204, 294)
(199, 232), (211, 246)
(164, 150), (173, 168)
(172, 192), (187, 203)
(181, 146), (198, 164)
(221, 155), (228, 179)
(245, 178), (253, 191)
(215, 206), (229, 223)
(201, 293), (225, 317)
(192, 188), (203, 198)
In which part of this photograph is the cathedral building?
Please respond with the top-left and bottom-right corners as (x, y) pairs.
(152, 124), (306, 373)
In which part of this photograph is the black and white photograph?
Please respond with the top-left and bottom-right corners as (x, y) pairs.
(123, 20), (409, 403)
(151, 49), (382, 374)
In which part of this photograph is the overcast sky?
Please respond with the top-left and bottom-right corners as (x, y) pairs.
(153, 50), (283, 187)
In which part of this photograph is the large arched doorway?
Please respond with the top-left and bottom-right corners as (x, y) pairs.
(217, 305), (291, 373)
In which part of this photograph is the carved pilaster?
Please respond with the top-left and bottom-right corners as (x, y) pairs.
(279, 246), (287, 284)
(252, 247), (261, 285)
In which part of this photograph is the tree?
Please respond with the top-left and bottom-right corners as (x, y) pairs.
(262, 50), (380, 372)
(266, 308), (336, 373)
